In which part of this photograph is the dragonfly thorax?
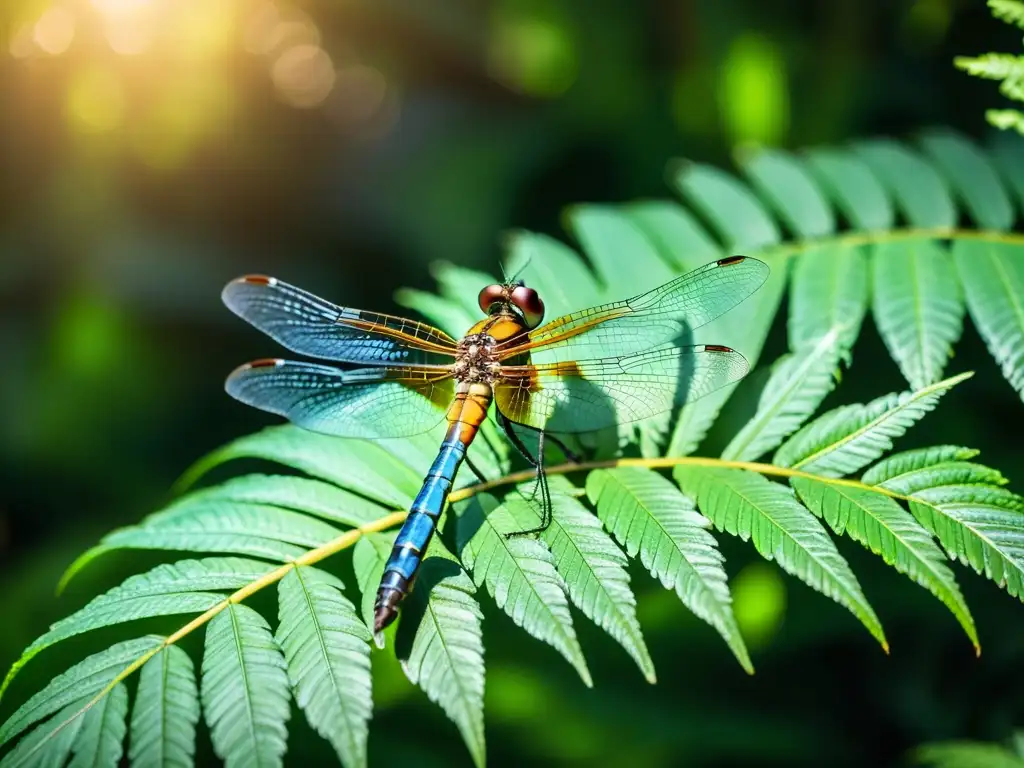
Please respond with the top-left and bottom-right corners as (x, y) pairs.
(454, 333), (501, 383)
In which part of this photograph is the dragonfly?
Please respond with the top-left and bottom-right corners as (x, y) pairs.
(222, 255), (769, 635)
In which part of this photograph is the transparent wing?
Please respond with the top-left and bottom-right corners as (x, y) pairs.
(496, 256), (769, 362)
(226, 359), (455, 438)
(494, 345), (748, 433)
(223, 275), (459, 366)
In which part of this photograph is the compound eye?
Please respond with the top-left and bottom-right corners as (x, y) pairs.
(510, 285), (545, 329)
(478, 284), (506, 314)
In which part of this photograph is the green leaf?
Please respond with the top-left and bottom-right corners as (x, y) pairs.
(0, 696), (89, 768)
(352, 533), (394, 635)
(862, 446), (1007, 492)
(201, 604), (291, 768)
(953, 240), (1024, 399)
(852, 140), (956, 227)
(0, 636), (162, 747)
(396, 543), (486, 768)
(803, 148), (894, 230)
(773, 373), (970, 477)
(455, 495), (591, 686)
(505, 480), (656, 683)
(740, 147), (835, 238)
(68, 682), (127, 768)
(790, 477), (977, 650)
(675, 467), (886, 649)
(671, 161), (781, 250)
(129, 646), (200, 768)
(915, 741), (1024, 768)
(3, 557), (271, 698)
(788, 243), (868, 353)
(918, 129), (1015, 230)
(276, 566), (372, 768)
(907, 485), (1024, 600)
(180, 426), (422, 507)
(585, 468), (752, 673)
(626, 201), (723, 269)
(181, 475), (386, 527)
(871, 239), (964, 389)
(100, 503), (343, 560)
(722, 330), (843, 462)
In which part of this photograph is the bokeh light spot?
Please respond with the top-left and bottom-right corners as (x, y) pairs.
(8, 23), (37, 59)
(272, 44), (335, 108)
(65, 67), (126, 133)
(488, 13), (577, 97)
(326, 64), (388, 126)
(718, 32), (789, 147)
(103, 6), (156, 56)
(732, 561), (787, 648)
(34, 8), (76, 56)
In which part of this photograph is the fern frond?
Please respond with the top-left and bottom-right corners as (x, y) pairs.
(201, 604), (291, 767)
(871, 240), (964, 389)
(456, 495), (591, 686)
(0, 696), (90, 768)
(67, 682), (127, 768)
(276, 567), (372, 768)
(788, 243), (867, 353)
(506, 480), (656, 683)
(585, 468), (752, 672)
(740, 147), (836, 238)
(915, 740), (1024, 768)
(953, 241), (1024, 397)
(180, 425), (423, 506)
(394, 544), (486, 768)
(773, 373), (970, 477)
(3, 557), (271, 698)
(0, 637), (162, 748)
(722, 330), (843, 462)
(129, 646), (200, 768)
(990, 0), (1024, 29)
(675, 466), (887, 648)
(790, 478), (977, 649)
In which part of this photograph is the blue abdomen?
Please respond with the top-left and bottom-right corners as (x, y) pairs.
(373, 435), (468, 633)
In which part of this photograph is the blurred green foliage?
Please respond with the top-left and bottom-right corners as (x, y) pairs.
(1, 0), (1023, 766)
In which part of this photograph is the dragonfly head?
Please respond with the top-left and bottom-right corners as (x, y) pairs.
(478, 281), (545, 329)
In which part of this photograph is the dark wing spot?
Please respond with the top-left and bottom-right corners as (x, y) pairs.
(703, 344), (735, 353)
(241, 274), (275, 285)
(248, 358), (284, 368)
(716, 255), (746, 267)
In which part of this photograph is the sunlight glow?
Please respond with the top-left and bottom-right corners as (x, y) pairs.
(272, 44), (335, 108)
(8, 24), (37, 59)
(65, 67), (126, 133)
(34, 8), (77, 56)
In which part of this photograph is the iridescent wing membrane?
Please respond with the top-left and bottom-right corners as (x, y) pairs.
(223, 275), (458, 438)
(223, 256), (768, 438)
(493, 256), (769, 432)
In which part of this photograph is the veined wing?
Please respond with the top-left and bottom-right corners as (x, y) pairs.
(494, 345), (748, 433)
(226, 359), (455, 438)
(496, 256), (768, 362)
(223, 275), (459, 366)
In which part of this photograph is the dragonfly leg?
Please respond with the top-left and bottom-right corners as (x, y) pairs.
(464, 455), (490, 484)
(499, 412), (581, 464)
(498, 413), (553, 538)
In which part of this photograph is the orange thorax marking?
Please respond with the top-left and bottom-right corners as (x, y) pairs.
(445, 382), (493, 443)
